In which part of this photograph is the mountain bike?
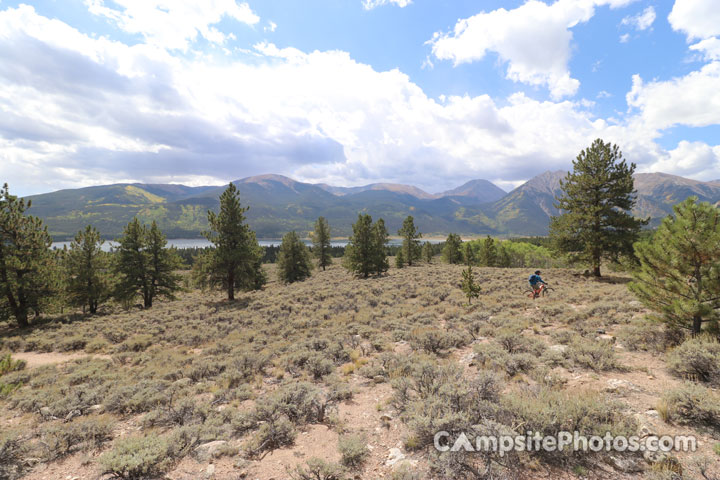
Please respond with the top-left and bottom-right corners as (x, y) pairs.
(524, 284), (553, 299)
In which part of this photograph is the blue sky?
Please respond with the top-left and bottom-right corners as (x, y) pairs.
(1, 0), (719, 196)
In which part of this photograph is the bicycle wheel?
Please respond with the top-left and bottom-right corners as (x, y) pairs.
(541, 287), (554, 297)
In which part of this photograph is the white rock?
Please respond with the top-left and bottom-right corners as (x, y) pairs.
(194, 441), (228, 462)
(385, 447), (406, 466)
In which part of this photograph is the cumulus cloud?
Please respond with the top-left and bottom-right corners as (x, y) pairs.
(668, 0), (720, 40)
(1, 3), (720, 195)
(362, 0), (412, 10)
(429, 0), (635, 99)
(621, 6), (656, 31)
(85, 0), (259, 51)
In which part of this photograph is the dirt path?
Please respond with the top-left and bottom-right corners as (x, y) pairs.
(11, 351), (110, 368)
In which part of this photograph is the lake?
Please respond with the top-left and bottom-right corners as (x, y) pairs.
(51, 237), (445, 251)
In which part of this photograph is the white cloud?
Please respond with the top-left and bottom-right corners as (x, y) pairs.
(644, 141), (720, 178)
(429, 0), (636, 99)
(690, 36), (720, 60)
(620, 33), (631, 42)
(668, 0), (720, 40)
(362, 0), (411, 10)
(626, 62), (720, 130)
(1, 3), (719, 195)
(264, 21), (277, 33)
(621, 6), (656, 31)
(85, 0), (259, 51)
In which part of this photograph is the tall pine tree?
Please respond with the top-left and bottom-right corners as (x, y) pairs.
(0, 184), (55, 327)
(479, 236), (497, 267)
(344, 214), (374, 278)
(550, 139), (646, 276)
(442, 233), (463, 264)
(372, 218), (389, 275)
(277, 231), (313, 283)
(114, 219), (181, 308)
(398, 215), (421, 266)
(422, 241), (434, 263)
(66, 225), (111, 314)
(311, 217), (332, 270)
(201, 183), (265, 300)
(629, 197), (720, 335)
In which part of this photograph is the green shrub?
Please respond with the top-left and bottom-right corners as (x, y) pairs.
(567, 338), (621, 371)
(290, 458), (346, 480)
(0, 432), (28, 480)
(616, 320), (665, 352)
(119, 334), (154, 353)
(41, 415), (114, 460)
(409, 327), (467, 354)
(0, 354), (25, 376)
(659, 382), (720, 430)
(473, 342), (537, 376)
(666, 336), (720, 384)
(100, 435), (173, 480)
(338, 433), (368, 468)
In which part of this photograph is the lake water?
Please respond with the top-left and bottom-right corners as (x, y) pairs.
(51, 237), (445, 251)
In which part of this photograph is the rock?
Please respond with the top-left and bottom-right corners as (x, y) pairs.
(643, 450), (668, 465)
(549, 344), (567, 353)
(380, 414), (393, 427)
(636, 424), (655, 439)
(65, 409), (82, 421)
(385, 447), (406, 466)
(596, 328), (606, 334)
(392, 459), (419, 472)
(605, 379), (639, 393)
(606, 454), (645, 473)
(39, 407), (52, 417)
(459, 352), (476, 365)
(203, 464), (216, 479)
(195, 441), (228, 462)
(88, 404), (104, 413)
(373, 375), (385, 384)
(645, 409), (659, 418)
(596, 334), (616, 343)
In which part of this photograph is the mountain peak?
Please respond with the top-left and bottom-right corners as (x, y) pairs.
(238, 174), (298, 188)
(439, 179), (506, 203)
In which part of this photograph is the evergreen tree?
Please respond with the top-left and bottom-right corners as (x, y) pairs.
(114, 218), (149, 307)
(550, 139), (647, 277)
(277, 231), (313, 283)
(496, 243), (511, 268)
(344, 214), (374, 278)
(395, 249), (405, 269)
(66, 225), (111, 314)
(0, 184), (56, 327)
(145, 221), (183, 307)
(442, 233), (463, 264)
(201, 183), (266, 300)
(372, 218), (389, 275)
(460, 265), (481, 305)
(311, 217), (332, 271)
(398, 216), (422, 266)
(479, 236), (497, 267)
(422, 241), (434, 263)
(629, 197), (720, 335)
(463, 242), (476, 266)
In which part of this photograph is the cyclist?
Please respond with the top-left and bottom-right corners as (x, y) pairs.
(528, 270), (547, 299)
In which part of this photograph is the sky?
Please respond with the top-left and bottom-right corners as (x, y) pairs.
(1, 0), (720, 196)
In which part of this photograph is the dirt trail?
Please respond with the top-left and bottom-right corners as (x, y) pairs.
(11, 351), (110, 368)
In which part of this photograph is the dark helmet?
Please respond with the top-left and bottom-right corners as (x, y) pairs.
(534, 270), (541, 275)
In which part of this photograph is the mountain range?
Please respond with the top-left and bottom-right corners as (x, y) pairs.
(23, 171), (720, 240)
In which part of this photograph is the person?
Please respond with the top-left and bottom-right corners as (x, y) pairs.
(528, 270), (547, 298)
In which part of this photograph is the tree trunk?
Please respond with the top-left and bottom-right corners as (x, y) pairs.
(692, 315), (702, 336)
(227, 269), (235, 301)
(593, 265), (601, 277)
(14, 309), (29, 328)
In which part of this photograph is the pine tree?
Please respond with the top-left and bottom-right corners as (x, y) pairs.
(344, 214), (374, 278)
(463, 242), (476, 266)
(372, 218), (389, 275)
(114, 218), (150, 308)
(398, 216), (421, 266)
(550, 139), (647, 277)
(201, 183), (266, 300)
(66, 225), (111, 314)
(629, 197), (720, 335)
(277, 231), (313, 283)
(395, 249), (405, 269)
(422, 241), (434, 263)
(311, 217), (332, 271)
(442, 233), (463, 264)
(0, 184), (56, 327)
(460, 265), (481, 305)
(145, 221), (183, 307)
(496, 243), (511, 268)
(479, 236), (497, 267)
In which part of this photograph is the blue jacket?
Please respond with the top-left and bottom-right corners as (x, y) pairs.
(529, 274), (544, 285)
